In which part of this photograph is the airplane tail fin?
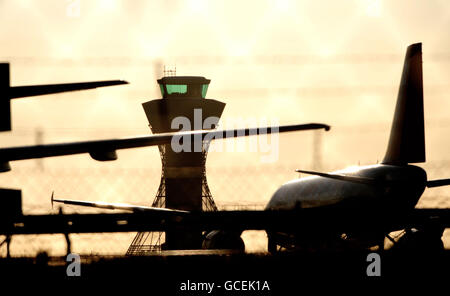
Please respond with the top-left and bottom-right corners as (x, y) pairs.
(382, 43), (425, 165)
(0, 63), (12, 132)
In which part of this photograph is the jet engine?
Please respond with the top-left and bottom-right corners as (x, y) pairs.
(202, 230), (245, 251)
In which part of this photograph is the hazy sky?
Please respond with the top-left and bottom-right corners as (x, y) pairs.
(0, 0), (449, 172)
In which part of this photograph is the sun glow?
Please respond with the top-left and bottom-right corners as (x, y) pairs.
(359, 0), (383, 18)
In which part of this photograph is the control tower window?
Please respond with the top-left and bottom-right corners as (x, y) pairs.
(157, 77), (210, 99)
(166, 84), (187, 95)
(201, 84), (209, 98)
(159, 84), (165, 97)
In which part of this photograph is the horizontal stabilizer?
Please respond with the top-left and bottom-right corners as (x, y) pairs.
(9, 80), (128, 98)
(0, 123), (330, 167)
(427, 178), (450, 188)
(295, 169), (378, 185)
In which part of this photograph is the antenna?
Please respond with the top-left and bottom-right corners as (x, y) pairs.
(312, 130), (323, 170)
(163, 65), (176, 77)
(35, 127), (44, 171)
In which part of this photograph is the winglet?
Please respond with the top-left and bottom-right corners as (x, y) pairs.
(51, 191), (54, 209)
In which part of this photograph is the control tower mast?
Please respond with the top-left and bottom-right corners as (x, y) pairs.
(127, 76), (225, 253)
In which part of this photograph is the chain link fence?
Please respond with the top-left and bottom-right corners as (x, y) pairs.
(0, 162), (449, 257)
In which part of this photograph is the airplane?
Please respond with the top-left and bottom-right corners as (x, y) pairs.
(265, 42), (450, 252)
(0, 62), (128, 132)
(2, 43), (449, 254)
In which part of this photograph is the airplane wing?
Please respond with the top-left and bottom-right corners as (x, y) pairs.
(0, 123), (330, 172)
(8, 80), (128, 98)
(296, 169), (450, 189)
(51, 194), (188, 215)
(295, 169), (378, 185)
(1, 62), (129, 132)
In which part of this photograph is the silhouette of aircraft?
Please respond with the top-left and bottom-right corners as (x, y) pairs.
(0, 62), (128, 256)
(1, 43), (449, 252)
(0, 62), (128, 132)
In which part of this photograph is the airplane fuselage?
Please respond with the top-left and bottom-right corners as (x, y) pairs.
(266, 164), (427, 214)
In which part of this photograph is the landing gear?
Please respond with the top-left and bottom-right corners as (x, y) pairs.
(267, 232), (295, 253)
(202, 230), (245, 251)
(268, 230), (388, 253)
(390, 225), (445, 252)
(0, 235), (11, 258)
(267, 234), (278, 254)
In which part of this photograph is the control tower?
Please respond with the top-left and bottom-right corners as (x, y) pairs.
(127, 76), (225, 253)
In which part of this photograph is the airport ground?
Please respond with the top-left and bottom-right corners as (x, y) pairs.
(0, 249), (449, 293)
